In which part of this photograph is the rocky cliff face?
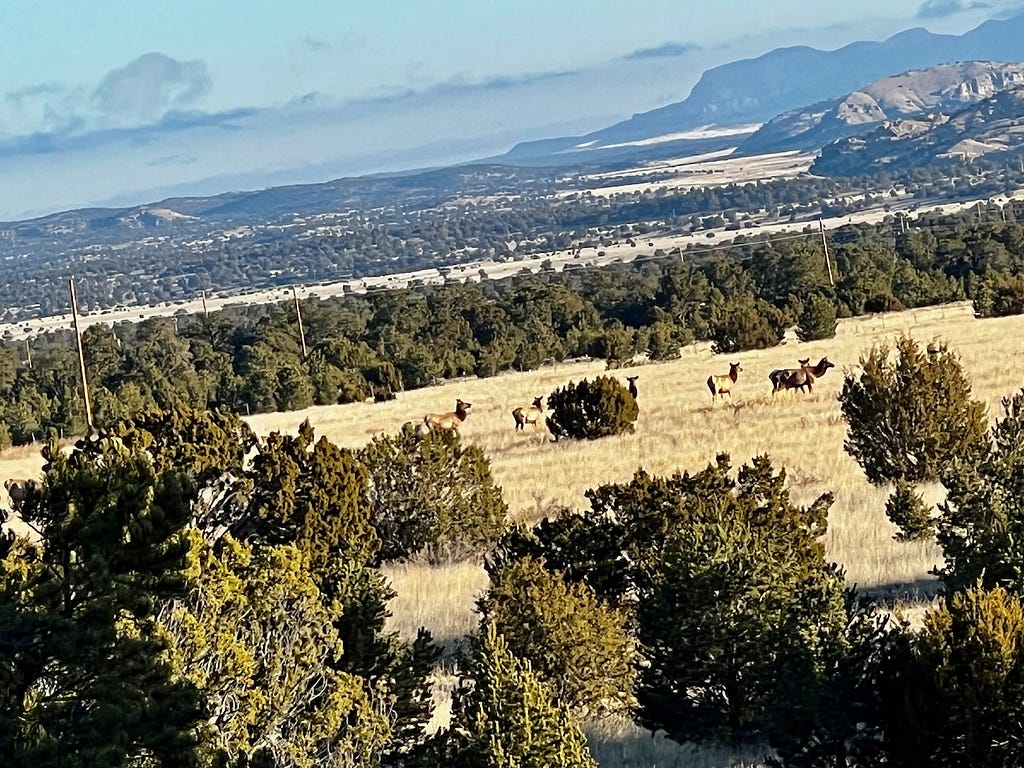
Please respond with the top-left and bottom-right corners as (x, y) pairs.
(504, 14), (1024, 165)
(812, 86), (1024, 175)
(741, 61), (1024, 154)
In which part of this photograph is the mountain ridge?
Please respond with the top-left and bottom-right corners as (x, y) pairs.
(503, 13), (1024, 164)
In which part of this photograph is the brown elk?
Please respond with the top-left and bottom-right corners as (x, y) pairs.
(772, 357), (834, 394)
(626, 375), (639, 400)
(512, 397), (544, 431)
(769, 359), (810, 394)
(707, 362), (742, 403)
(423, 399), (472, 433)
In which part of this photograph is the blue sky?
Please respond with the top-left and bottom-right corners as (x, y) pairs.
(0, 0), (1017, 220)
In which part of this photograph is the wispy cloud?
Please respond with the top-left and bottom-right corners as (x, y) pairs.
(148, 153), (198, 167)
(917, 0), (969, 17)
(300, 35), (332, 53)
(623, 42), (700, 60)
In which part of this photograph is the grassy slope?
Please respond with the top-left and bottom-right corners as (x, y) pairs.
(5, 300), (1024, 765)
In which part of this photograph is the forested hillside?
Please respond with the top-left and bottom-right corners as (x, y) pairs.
(5, 149), (1024, 321)
(5, 203), (1024, 447)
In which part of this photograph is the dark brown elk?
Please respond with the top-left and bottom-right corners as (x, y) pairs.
(626, 375), (639, 400)
(772, 357), (835, 394)
(423, 399), (472, 433)
(512, 397), (544, 431)
(769, 359), (810, 394)
(707, 362), (742, 403)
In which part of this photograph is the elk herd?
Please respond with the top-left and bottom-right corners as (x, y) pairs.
(418, 355), (834, 435)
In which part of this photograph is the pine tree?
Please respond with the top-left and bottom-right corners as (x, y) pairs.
(936, 389), (1024, 592)
(839, 336), (987, 484)
(160, 535), (391, 768)
(876, 586), (1024, 767)
(478, 557), (635, 718)
(544, 376), (638, 441)
(441, 624), (597, 768)
(0, 436), (202, 767)
(360, 428), (508, 562)
(795, 293), (838, 342)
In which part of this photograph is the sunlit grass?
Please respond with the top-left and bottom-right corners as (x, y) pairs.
(6, 300), (1024, 766)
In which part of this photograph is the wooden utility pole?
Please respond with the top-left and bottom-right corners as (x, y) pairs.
(201, 290), (209, 318)
(24, 338), (32, 369)
(292, 287), (308, 359)
(68, 278), (94, 433)
(819, 218), (835, 286)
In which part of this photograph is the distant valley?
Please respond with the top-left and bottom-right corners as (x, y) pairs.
(10, 17), (1024, 325)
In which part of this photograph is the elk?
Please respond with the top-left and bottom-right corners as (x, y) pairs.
(772, 357), (835, 394)
(423, 399), (472, 433)
(769, 359), (810, 394)
(707, 362), (742, 403)
(512, 397), (544, 431)
(626, 375), (639, 400)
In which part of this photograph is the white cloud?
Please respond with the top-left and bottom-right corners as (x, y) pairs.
(90, 53), (211, 125)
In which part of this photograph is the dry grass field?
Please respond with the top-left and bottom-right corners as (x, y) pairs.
(4, 299), (1024, 765)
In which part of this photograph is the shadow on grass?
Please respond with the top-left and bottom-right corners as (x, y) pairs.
(585, 719), (769, 768)
(856, 575), (944, 606)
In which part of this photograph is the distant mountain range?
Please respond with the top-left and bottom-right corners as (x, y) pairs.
(741, 61), (1024, 154)
(502, 13), (1024, 165)
(813, 85), (1024, 175)
(12, 13), (1024, 234)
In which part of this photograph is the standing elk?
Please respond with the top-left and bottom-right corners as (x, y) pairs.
(423, 399), (472, 433)
(707, 362), (742, 403)
(771, 357), (834, 394)
(512, 397), (544, 431)
(626, 375), (639, 400)
(769, 359), (810, 394)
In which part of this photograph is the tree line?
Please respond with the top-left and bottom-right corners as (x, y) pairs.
(9, 210), (1024, 447)
(6, 348), (1024, 765)
(5, 151), (1014, 321)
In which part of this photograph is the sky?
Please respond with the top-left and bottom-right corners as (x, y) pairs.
(0, 0), (1019, 220)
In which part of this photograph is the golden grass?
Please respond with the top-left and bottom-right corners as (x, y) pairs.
(5, 300), (1024, 766)
(243, 300), (1012, 598)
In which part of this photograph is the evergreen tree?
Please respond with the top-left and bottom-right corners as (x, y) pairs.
(0, 436), (202, 767)
(160, 535), (391, 768)
(359, 428), (508, 562)
(544, 376), (638, 441)
(478, 557), (635, 718)
(839, 336), (986, 484)
(634, 457), (847, 746)
(937, 390), (1024, 592)
(875, 587), (1024, 767)
(795, 293), (838, 342)
(884, 480), (934, 542)
(440, 624), (597, 768)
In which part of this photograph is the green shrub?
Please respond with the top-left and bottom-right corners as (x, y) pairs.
(839, 336), (986, 484)
(795, 293), (838, 342)
(937, 390), (1024, 593)
(876, 586), (1024, 767)
(439, 624), (597, 768)
(359, 428), (508, 562)
(478, 557), (635, 718)
(885, 480), (934, 542)
(545, 376), (638, 441)
(709, 298), (787, 354)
